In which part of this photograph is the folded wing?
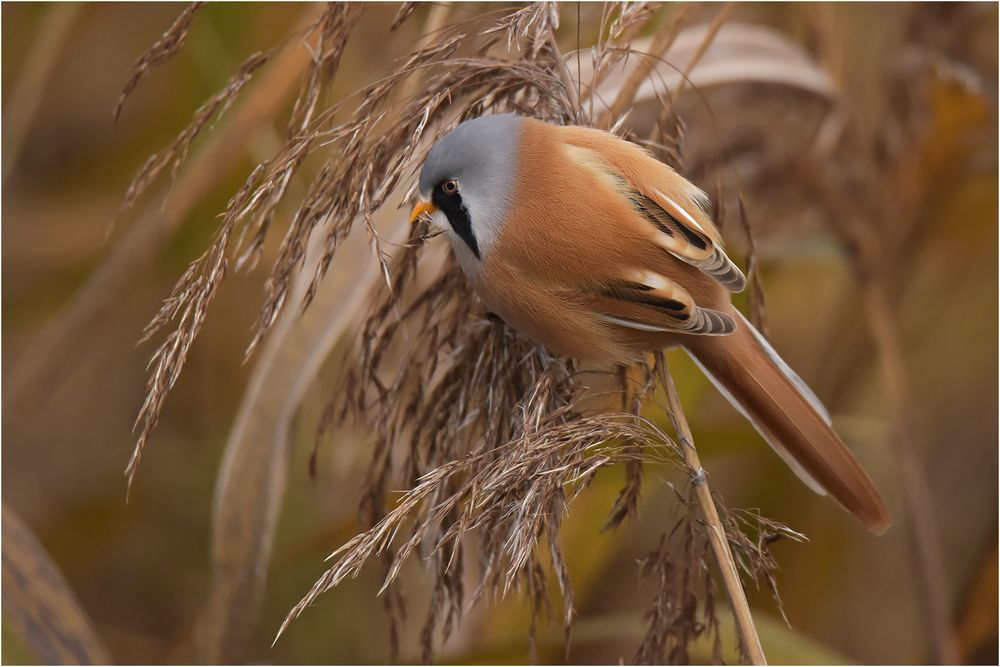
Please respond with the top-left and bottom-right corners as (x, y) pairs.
(561, 133), (746, 294)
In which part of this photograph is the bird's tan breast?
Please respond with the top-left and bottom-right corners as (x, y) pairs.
(472, 262), (636, 363)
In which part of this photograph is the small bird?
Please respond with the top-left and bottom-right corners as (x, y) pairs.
(411, 114), (891, 534)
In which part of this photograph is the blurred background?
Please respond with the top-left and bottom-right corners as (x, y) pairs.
(2, 3), (997, 665)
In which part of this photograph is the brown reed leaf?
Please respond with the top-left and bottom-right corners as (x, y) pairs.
(2, 504), (112, 665)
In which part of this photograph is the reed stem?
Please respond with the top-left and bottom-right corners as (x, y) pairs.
(662, 362), (767, 665)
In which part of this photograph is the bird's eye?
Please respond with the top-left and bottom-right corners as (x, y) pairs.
(442, 179), (458, 194)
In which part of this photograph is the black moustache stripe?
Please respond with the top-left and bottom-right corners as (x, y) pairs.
(432, 189), (480, 259)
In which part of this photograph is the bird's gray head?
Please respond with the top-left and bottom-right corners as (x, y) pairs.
(414, 114), (522, 269)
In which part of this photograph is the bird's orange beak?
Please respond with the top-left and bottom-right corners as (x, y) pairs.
(409, 199), (438, 224)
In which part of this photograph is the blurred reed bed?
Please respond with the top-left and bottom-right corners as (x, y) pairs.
(2, 2), (996, 665)
(116, 4), (803, 662)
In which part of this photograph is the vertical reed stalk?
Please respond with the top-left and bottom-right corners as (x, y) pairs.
(598, 3), (694, 128)
(662, 361), (767, 665)
(863, 280), (960, 664)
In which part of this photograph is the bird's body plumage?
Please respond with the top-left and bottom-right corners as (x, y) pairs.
(477, 119), (736, 362)
(414, 115), (891, 534)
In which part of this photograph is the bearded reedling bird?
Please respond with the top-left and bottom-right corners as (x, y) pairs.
(410, 114), (891, 534)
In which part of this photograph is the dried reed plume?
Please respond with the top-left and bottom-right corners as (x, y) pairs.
(113, 1), (204, 127)
(121, 3), (805, 662)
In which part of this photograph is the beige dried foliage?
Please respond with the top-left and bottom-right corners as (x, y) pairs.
(269, 5), (800, 650)
(124, 5), (358, 491)
(632, 501), (805, 665)
(122, 2), (820, 662)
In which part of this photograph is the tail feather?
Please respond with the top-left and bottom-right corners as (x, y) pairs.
(685, 312), (891, 535)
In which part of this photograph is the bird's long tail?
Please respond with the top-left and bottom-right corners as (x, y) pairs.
(684, 311), (891, 534)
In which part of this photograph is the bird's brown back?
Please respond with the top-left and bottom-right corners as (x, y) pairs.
(478, 118), (729, 361)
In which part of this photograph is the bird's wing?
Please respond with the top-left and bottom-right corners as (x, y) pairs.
(578, 272), (736, 336)
(491, 121), (740, 340)
(621, 184), (747, 292)
(562, 134), (747, 293)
